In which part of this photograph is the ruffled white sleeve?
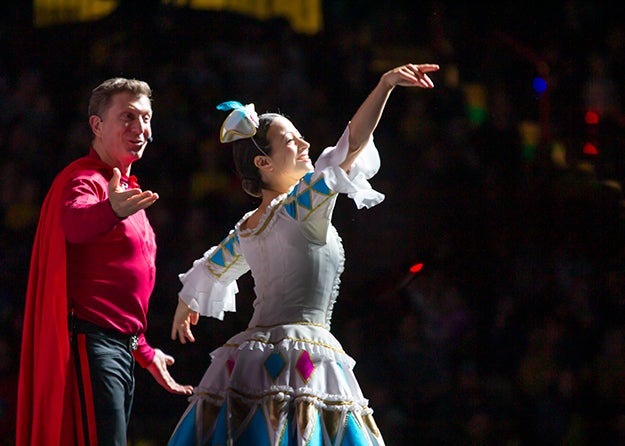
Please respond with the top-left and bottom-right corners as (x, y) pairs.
(313, 125), (385, 209)
(177, 229), (250, 320)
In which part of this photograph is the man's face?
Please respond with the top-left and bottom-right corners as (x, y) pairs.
(93, 91), (152, 170)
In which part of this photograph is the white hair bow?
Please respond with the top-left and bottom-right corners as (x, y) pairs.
(216, 101), (259, 143)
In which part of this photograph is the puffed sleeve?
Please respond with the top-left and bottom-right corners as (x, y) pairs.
(178, 228), (249, 320)
(313, 125), (385, 209)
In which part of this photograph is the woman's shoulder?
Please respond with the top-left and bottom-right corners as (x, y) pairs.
(240, 208), (263, 231)
(235, 195), (287, 236)
(235, 208), (257, 232)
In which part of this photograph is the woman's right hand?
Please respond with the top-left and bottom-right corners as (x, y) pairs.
(381, 63), (440, 90)
(171, 297), (199, 344)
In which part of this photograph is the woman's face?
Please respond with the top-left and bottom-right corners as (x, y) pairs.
(265, 116), (313, 184)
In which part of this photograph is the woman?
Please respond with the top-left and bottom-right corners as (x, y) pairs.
(168, 63), (439, 445)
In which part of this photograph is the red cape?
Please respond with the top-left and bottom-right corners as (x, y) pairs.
(16, 156), (110, 446)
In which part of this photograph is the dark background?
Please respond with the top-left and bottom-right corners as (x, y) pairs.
(2, 1), (625, 444)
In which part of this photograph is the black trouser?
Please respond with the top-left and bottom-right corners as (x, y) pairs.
(72, 318), (136, 446)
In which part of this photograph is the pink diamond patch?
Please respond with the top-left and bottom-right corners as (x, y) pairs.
(226, 358), (235, 376)
(296, 351), (315, 383)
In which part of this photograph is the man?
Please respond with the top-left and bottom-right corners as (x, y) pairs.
(16, 77), (193, 446)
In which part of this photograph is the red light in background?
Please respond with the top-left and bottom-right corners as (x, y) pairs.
(583, 142), (598, 156)
(409, 263), (424, 274)
(585, 110), (599, 125)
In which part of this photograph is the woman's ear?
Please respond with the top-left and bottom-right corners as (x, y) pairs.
(254, 155), (272, 171)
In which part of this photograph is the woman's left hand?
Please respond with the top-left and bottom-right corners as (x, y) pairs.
(171, 298), (199, 344)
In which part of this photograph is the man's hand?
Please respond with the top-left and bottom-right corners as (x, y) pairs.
(146, 349), (193, 395)
(171, 298), (199, 344)
(108, 167), (159, 218)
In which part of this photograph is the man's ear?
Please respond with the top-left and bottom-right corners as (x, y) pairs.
(89, 115), (102, 138)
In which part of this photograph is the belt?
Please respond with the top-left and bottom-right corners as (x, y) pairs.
(73, 318), (139, 352)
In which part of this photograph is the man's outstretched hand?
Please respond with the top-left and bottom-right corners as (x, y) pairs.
(108, 167), (159, 218)
(146, 348), (193, 395)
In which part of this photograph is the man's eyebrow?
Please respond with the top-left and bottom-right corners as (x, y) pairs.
(124, 106), (152, 115)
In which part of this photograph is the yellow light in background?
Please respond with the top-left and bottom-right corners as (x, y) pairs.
(463, 83), (487, 126)
(34, 0), (118, 27)
(33, 0), (322, 34)
(518, 120), (541, 161)
(550, 140), (567, 169)
(165, 0), (323, 34)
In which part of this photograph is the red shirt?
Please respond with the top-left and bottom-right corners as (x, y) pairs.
(60, 148), (156, 366)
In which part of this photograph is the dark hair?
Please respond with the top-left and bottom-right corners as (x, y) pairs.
(88, 77), (152, 118)
(232, 113), (282, 197)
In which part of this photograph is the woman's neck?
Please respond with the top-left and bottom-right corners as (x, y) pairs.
(259, 189), (281, 209)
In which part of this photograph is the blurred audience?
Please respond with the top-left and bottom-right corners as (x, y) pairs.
(1, 2), (625, 445)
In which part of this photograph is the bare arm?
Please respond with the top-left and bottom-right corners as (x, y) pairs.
(340, 63), (440, 172)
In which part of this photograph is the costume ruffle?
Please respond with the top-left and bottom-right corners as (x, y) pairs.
(178, 248), (240, 320)
(314, 125), (385, 209)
